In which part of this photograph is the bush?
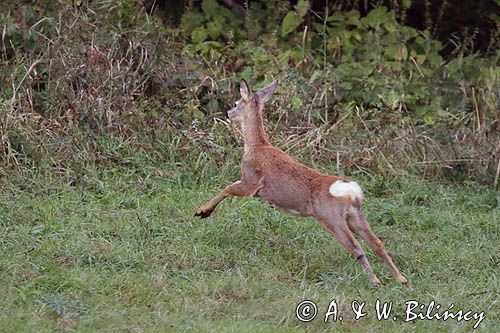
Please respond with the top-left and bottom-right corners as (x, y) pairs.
(0, 1), (498, 186)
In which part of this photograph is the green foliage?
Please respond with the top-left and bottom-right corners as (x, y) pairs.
(0, 1), (498, 183)
(281, 0), (309, 37)
(181, 0), (242, 57)
(0, 8), (57, 60)
(100, 0), (144, 30)
(177, 1), (497, 131)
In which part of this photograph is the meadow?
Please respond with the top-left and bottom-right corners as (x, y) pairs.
(0, 157), (498, 332)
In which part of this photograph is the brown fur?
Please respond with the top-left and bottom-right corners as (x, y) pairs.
(195, 79), (411, 289)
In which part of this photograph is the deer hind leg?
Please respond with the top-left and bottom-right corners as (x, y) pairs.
(316, 212), (380, 285)
(195, 179), (263, 218)
(347, 210), (411, 290)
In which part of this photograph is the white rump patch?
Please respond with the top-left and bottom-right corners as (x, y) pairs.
(329, 181), (363, 201)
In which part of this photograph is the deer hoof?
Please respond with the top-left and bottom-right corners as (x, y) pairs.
(402, 281), (413, 291)
(194, 208), (212, 218)
(397, 276), (412, 290)
(370, 276), (381, 285)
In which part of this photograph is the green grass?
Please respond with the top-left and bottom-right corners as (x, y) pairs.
(0, 165), (498, 332)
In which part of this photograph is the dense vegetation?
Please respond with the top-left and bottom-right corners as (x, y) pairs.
(0, 1), (498, 331)
(0, 0), (498, 183)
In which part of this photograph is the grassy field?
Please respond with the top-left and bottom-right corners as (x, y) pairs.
(0, 161), (498, 332)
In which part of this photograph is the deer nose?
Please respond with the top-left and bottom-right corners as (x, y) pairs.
(227, 108), (235, 120)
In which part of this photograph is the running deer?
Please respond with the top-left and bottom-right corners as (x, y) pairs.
(195, 79), (411, 289)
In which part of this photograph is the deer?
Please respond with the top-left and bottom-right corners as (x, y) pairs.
(195, 79), (411, 289)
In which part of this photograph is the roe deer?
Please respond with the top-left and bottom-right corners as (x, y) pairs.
(195, 79), (411, 289)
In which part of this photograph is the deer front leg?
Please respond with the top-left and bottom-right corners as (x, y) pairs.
(195, 179), (263, 218)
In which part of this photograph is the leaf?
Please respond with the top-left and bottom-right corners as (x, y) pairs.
(402, 26), (419, 39)
(385, 44), (408, 61)
(360, 7), (388, 28)
(345, 10), (360, 26)
(426, 52), (442, 67)
(402, 0), (412, 8)
(339, 81), (353, 90)
(206, 20), (223, 38)
(251, 47), (271, 63)
(423, 114), (435, 125)
(326, 12), (343, 22)
(277, 50), (292, 66)
(191, 27), (208, 44)
(202, 0), (224, 18)
(207, 98), (219, 113)
(193, 108), (205, 120)
(385, 45), (399, 60)
(239, 67), (253, 81)
(296, 0), (310, 18)
(384, 22), (397, 33)
(415, 54), (426, 64)
(326, 37), (341, 51)
(289, 95), (303, 109)
(181, 11), (205, 35)
(400, 44), (408, 61)
(352, 31), (362, 41)
(281, 12), (302, 37)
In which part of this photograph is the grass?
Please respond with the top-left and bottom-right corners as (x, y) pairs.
(0, 162), (498, 332)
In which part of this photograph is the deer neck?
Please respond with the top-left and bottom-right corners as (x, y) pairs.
(241, 110), (269, 152)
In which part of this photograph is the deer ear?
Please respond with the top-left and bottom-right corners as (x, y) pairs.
(256, 80), (278, 104)
(240, 79), (252, 102)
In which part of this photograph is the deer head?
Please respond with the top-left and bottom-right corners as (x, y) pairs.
(227, 79), (278, 123)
